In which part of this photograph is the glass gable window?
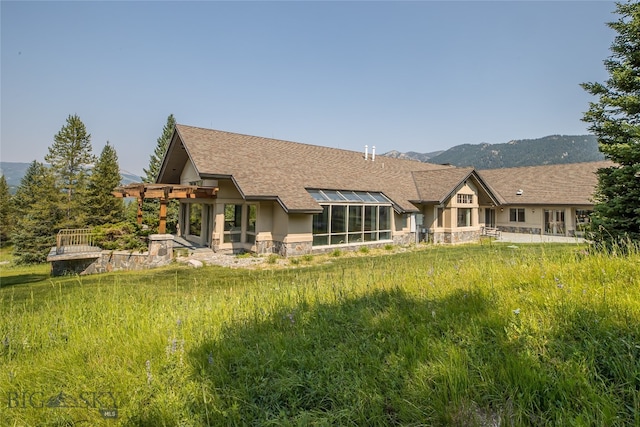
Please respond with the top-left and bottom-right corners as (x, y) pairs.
(309, 189), (393, 246)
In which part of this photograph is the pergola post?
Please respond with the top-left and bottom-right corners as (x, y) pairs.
(159, 198), (167, 234)
(137, 198), (143, 225)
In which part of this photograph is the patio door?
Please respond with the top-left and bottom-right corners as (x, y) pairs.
(484, 208), (496, 227)
(544, 209), (565, 235)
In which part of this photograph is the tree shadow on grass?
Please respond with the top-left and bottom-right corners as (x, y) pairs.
(181, 287), (517, 426)
(0, 272), (49, 288)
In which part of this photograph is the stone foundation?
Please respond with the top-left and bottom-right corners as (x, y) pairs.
(393, 232), (416, 246)
(273, 240), (313, 257)
(498, 226), (542, 235)
(431, 230), (480, 244)
(255, 238), (274, 255)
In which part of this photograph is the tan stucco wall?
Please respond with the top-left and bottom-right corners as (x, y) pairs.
(257, 201), (273, 233)
(494, 205), (590, 235)
(179, 160), (199, 185)
(216, 180), (243, 199)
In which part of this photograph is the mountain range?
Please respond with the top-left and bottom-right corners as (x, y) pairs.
(383, 135), (604, 169)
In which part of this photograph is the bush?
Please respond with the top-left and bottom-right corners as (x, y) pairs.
(92, 222), (148, 251)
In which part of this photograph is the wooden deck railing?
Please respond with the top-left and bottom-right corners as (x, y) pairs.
(56, 229), (101, 254)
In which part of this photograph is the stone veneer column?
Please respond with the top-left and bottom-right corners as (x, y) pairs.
(148, 234), (174, 266)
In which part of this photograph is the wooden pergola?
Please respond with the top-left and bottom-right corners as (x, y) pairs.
(113, 183), (218, 234)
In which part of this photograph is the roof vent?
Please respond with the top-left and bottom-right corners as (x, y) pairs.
(516, 189), (523, 196)
(372, 146), (376, 162)
(364, 145), (369, 160)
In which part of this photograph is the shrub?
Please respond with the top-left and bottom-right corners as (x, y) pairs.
(92, 222), (148, 251)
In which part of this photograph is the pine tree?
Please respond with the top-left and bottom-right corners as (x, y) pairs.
(142, 114), (179, 233)
(0, 175), (12, 246)
(143, 114), (176, 183)
(86, 142), (124, 226)
(12, 161), (62, 264)
(582, 1), (640, 244)
(45, 114), (95, 228)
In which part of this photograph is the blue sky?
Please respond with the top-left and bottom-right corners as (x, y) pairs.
(1, 1), (616, 175)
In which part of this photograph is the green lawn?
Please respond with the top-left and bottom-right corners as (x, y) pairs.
(1, 243), (639, 426)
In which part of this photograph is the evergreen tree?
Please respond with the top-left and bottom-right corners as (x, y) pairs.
(582, 1), (640, 244)
(86, 142), (124, 226)
(0, 175), (12, 246)
(143, 114), (176, 183)
(45, 114), (95, 227)
(142, 114), (178, 233)
(12, 161), (62, 264)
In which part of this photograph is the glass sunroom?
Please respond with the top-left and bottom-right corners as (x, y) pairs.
(308, 189), (393, 247)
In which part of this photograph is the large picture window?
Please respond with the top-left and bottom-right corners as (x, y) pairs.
(246, 205), (257, 244)
(457, 208), (472, 227)
(224, 204), (242, 243)
(189, 203), (203, 236)
(309, 189), (393, 246)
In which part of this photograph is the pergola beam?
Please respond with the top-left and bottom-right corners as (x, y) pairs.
(112, 183), (218, 233)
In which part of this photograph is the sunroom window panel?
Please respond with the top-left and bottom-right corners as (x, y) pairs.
(371, 193), (390, 203)
(364, 232), (377, 241)
(348, 233), (364, 243)
(331, 205), (346, 233)
(341, 191), (363, 202)
(331, 234), (347, 245)
(313, 235), (329, 246)
(356, 192), (377, 202)
(308, 189), (328, 201)
(379, 206), (391, 230)
(365, 206), (377, 231)
(348, 205), (363, 232)
(324, 190), (346, 201)
(313, 206), (329, 234)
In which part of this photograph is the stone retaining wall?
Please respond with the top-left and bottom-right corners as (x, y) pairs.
(48, 234), (174, 276)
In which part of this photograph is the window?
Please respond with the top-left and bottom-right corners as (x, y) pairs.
(457, 194), (473, 204)
(223, 204), (242, 243)
(436, 207), (445, 228)
(457, 208), (472, 227)
(510, 208), (525, 223)
(246, 205), (257, 244)
(310, 190), (393, 246)
(188, 204), (202, 236)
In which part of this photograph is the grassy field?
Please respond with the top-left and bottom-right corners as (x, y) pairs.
(1, 242), (639, 426)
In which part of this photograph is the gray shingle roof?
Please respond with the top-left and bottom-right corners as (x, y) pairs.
(160, 125), (452, 213)
(157, 124), (609, 212)
(412, 167), (475, 203)
(478, 161), (612, 205)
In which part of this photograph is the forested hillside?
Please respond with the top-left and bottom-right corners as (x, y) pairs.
(0, 162), (141, 194)
(384, 135), (604, 169)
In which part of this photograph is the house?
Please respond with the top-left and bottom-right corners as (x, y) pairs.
(478, 162), (610, 237)
(144, 124), (606, 256)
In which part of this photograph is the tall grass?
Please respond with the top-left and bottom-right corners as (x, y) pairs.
(1, 243), (639, 425)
